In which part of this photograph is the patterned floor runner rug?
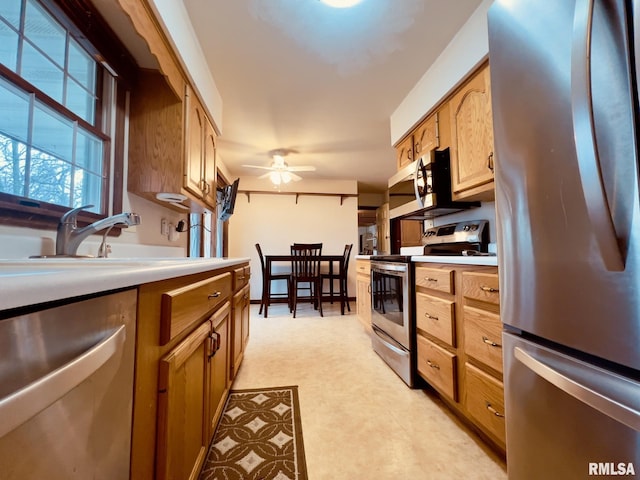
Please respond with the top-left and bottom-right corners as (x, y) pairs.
(199, 386), (308, 480)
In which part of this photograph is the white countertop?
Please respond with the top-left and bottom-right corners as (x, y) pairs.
(0, 257), (250, 312)
(411, 255), (498, 266)
(354, 253), (497, 266)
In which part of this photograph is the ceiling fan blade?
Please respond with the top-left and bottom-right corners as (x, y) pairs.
(242, 164), (274, 170)
(287, 166), (316, 172)
(289, 172), (303, 182)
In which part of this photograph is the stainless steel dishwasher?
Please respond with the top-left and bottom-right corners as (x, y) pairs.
(0, 289), (137, 479)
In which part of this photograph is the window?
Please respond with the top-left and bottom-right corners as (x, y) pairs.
(0, 0), (134, 227)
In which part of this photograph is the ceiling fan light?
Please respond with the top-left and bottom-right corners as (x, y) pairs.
(272, 154), (286, 167)
(270, 171), (282, 185)
(281, 172), (292, 183)
(319, 0), (363, 8)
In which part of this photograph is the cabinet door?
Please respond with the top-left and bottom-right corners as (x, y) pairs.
(157, 321), (210, 480)
(241, 285), (250, 349)
(231, 285), (249, 380)
(449, 64), (495, 200)
(202, 117), (217, 208)
(185, 86), (205, 198)
(464, 363), (506, 447)
(208, 302), (231, 437)
(400, 220), (422, 247)
(376, 203), (390, 254)
(413, 113), (439, 158)
(395, 135), (414, 170)
(356, 273), (372, 328)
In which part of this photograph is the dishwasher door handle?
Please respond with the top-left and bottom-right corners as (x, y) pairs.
(0, 324), (126, 438)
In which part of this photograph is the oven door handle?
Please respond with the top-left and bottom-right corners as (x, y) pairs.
(371, 265), (407, 276)
(372, 325), (408, 355)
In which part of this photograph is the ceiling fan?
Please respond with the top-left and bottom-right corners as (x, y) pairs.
(242, 149), (316, 185)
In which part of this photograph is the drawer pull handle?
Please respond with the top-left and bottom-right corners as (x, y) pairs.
(426, 359), (440, 370)
(486, 402), (504, 418)
(482, 336), (502, 348)
(208, 291), (222, 299)
(208, 331), (220, 359)
(425, 277), (438, 283)
(424, 313), (439, 321)
(480, 285), (499, 293)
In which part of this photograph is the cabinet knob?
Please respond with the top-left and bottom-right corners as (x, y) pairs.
(426, 359), (440, 370)
(480, 285), (498, 293)
(482, 336), (501, 348)
(425, 277), (438, 283)
(424, 312), (439, 321)
(487, 152), (494, 172)
(208, 291), (222, 299)
(485, 402), (504, 418)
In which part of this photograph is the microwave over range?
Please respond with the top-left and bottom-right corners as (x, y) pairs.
(388, 148), (479, 220)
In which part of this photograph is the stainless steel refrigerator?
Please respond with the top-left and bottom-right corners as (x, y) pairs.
(488, 1), (640, 478)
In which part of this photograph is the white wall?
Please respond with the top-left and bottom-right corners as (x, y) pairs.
(390, 0), (493, 144)
(148, 0), (223, 133)
(0, 193), (187, 259)
(228, 177), (359, 304)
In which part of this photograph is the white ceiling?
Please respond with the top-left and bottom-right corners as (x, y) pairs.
(181, 0), (483, 193)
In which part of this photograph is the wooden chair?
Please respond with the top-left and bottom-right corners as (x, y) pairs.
(321, 243), (352, 312)
(255, 243), (291, 314)
(290, 244), (323, 318)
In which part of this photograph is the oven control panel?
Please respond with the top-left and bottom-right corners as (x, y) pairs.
(422, 220), (489, 246)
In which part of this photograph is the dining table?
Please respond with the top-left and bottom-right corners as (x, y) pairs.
(262, 254), (346, 318)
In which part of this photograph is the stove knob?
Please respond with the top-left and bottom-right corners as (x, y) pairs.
(463, 225), (471, 231)
(471, 224), (478, 231)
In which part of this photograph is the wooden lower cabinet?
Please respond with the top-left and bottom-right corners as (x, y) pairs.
(156, 319), (212, 480)
(415, 262), (504, 454)
(464, 363), (506, 448)
(231, 284), (250, 380)
(131, 263), (249, 480)
(356, 259), (372, 330)
(416, 335), (457, 401)
(208, 303), (231, 437)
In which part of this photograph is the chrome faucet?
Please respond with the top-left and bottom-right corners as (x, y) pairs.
(56, 205), (141, 256)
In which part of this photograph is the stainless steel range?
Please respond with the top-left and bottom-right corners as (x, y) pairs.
(370, 220), (490, 387)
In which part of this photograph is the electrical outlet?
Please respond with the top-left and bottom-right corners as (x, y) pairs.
(161, 218), (168, 236)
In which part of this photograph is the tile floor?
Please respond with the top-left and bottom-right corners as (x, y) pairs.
(233, 302), (508, 479)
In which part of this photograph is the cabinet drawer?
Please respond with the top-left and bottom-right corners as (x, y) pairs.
(465, 363), (506, 446)
(233, 265), (250, 291)
(463, 306), (503, 373)
(415, 266), (454, 294)
(356, 259), (371, 276)
(462, 271), (499, 304)
(417, 335), (457, 401)
(416, 293), (456, 346)
(160, 272), (232, 345)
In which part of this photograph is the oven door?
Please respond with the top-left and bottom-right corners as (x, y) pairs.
(370, 261), (411, 349)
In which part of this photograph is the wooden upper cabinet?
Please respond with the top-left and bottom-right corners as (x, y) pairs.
(128, 71), (184, 200)
(184, 86), (217, 209)
(203, 118), (217, 208)
(449, 63), (495, 201)
(413, 113), (439, 159)
(395, 134), (414, 170)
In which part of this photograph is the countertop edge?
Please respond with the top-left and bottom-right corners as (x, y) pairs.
(0, 257), (251, 312)
(411, 255), (498, 266)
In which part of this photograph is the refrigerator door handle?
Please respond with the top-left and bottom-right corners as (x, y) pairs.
(514, 346), (640, 431)
(571, 0), (625, 272)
